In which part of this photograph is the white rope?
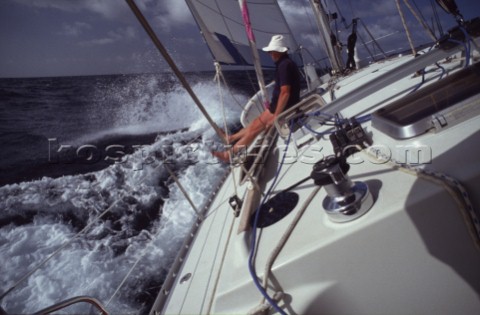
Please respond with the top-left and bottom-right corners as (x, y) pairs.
(259, 187), (321, 306)
(366, 148), (480, 249)
(398, 164), (480, 249)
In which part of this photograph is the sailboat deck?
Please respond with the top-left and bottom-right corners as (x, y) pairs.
(155, 51), (480, 314)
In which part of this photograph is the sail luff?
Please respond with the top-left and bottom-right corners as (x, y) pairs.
(239, 0), (269, 108)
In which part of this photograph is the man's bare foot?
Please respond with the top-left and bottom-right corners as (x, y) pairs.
(211, 150), (230, 163)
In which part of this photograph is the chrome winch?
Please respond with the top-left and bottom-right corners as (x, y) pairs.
(311, 155), (374, 222)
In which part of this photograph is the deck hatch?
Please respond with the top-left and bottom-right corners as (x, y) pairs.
(372, 62), (480, 139)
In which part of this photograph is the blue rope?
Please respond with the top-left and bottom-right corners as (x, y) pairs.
(303, 123), (335, 137)
(410, 70), (426, 94)
(435, 62), (446, 80)
(248, 124), (293, 315)
(302, 110), (373, 137)
(459, 26), (472, 67)
(447, 37), (470, 68)
(356, 114), (372, 123)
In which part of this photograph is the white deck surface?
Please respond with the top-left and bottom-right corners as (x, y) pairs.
(158, 52), (480, 314)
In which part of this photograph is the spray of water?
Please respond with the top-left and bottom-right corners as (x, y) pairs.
(0, 75), (248, 314)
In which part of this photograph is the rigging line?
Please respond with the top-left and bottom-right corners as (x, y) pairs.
(347, 0), (355, 18)
(238, 66), (264, 114)
(0, 200), (121, 301)
(109, 167), (233, 310)
(212, 0), (236, 52)
(301, 47), (325, 67)
(332, 0), (348, 29)
(104, 248), (144, 308)
(215, 62), (240, 197)
(214, 65), (246, 111)
(107, 167), (228, 309)
(411, 0), (437, 38)
(125, 0), (225, 142)
(356, 27), (376, 62)
(396, 0), (417, 56)
(402, 0), (437, 41)
(240, 162), (266, 198)
(431, 0), (444, 36)
(163, 162), (203, 219)
(358, 18), (387, 58)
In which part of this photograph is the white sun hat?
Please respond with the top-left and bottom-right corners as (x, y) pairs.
(262, 35), (289, 53)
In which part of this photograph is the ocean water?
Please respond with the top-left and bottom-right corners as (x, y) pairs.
(0, 72), (253, 314)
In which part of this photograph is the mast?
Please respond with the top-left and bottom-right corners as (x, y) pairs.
(309, 0), (344, 73)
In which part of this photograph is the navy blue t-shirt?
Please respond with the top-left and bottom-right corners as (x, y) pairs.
(269, 55), (301, 114)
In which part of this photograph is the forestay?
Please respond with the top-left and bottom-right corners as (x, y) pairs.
(186, 0), (297, 67)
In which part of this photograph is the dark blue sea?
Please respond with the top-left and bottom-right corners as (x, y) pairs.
(0, 72), (253, 314)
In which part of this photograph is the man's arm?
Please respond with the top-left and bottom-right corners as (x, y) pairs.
(266, 85), (290, 126)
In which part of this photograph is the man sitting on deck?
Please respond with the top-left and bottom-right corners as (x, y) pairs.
(212, 35), (301, 162)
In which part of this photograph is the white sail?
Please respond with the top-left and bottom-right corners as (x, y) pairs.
(186, 0), (298, 67)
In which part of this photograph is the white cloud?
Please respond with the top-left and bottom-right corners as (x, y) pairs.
(161, 0), (193, 24)
(13, 0), (195, 24)
(78, 27), (137, 46)
(140, 0), (194, 32)
(12, 0), (129, 19)
(59, 22), (92, 37)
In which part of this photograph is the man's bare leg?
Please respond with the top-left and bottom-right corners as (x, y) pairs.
(212, 111), (271, 162)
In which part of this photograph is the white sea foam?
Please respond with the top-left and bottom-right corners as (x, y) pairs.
(76, 76), (246, 145)
(0, 78), (245, 314)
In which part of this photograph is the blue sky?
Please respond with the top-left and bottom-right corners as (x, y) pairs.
(0, 0), (478, 78)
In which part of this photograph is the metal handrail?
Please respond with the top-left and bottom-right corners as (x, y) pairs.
(31, 296), (109, 315)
